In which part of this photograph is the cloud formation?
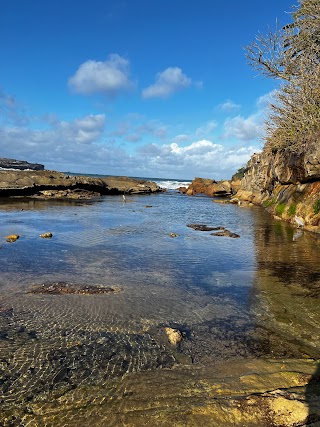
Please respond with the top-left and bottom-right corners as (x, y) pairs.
(223, 113), (262, 141)
(218, 100), (241, 112)
(195, 120), (217, 138)
(142, 67), (192, 99)
(68, 54), (133, 96)
(136, 139), (258, 178)
(111, 117), (167, 142)
(0, 114), (106, 165)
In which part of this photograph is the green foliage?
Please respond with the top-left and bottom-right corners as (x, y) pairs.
(263, 197), (276, 208)
(288, 203), (297, 216)
(232, 166), (248, 181)
(246, 0), (320, 154)
(313, 199), (320, 214)
(276, 202), (286, 215)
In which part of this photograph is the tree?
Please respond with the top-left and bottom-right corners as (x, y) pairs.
(246, 0), (320, 152)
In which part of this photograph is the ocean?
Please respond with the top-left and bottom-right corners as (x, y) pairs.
(0, 179), (320, 425)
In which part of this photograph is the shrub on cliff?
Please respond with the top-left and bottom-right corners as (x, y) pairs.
(246, 0), (320, 153)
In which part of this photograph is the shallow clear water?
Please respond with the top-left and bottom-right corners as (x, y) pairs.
(1, 191), (320, 425)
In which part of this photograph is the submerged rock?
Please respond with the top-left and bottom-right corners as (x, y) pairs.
(211, 229), (240, 238)
(27, 282), (120, 295)
(187, 224), (225, 232)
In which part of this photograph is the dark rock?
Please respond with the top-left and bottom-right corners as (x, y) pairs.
(27, 282), (120, 295)
(0, 157), (44, 171)
(211, 229), (240, 238)
(187, 224), (225, 232)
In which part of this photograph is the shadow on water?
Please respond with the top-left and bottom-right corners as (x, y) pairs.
(306, 363), (320, 425)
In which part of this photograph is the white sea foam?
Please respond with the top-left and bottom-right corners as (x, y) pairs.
(154, 180), (191, 190)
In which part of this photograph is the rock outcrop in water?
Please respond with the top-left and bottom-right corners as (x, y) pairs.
(185, 177), (232, 197)
(0, 157), (44, 170)
(235, 145), (320, 232)
(0, 170), (160, 198)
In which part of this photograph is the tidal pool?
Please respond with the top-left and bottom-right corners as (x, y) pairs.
(0, 192), (320, 425)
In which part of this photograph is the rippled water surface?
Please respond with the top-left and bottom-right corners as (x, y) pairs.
(1, 192), (320, 425)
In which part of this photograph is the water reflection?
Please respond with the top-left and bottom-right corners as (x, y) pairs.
(250, 212), (320, 358)
(1, 194), (320, 425)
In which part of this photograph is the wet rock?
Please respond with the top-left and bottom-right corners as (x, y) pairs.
(211, 229), (240, 238)
(145, 205), (153, 208)
(27, 282), (120, 295)
(187, 224), (225, 232)
(177, 186), (187, 194)
(39, 232), (53, 238)
(186, 177), (232, 197)
(0, 170), (160, 198)
(36, 189), (101, 200)
(6, 234), (19, 242)
(164, 327), (183, 345)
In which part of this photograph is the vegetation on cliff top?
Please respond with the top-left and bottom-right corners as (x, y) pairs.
(246, 0), (320, 154)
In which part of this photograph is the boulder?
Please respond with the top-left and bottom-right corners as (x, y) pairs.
(6, 234), (19, 242)
(186, 177), (232, 197)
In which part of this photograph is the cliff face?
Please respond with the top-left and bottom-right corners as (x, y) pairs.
(236, 144), (320, 232)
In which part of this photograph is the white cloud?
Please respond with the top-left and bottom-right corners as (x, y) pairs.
(172, 134), (190, 143)
(0, 114), (106, 165)
(142, 67), (193, 99)
(136, 139), (258, 179)
(195, 120), (217, 138)
(111, 118), (167, 142)
(57, 114), (106, 144)
(218, 100), (241, 112)
(223, 113), (262, 141)
(0, 88), (29, 126)
(68, 54), (133, 96)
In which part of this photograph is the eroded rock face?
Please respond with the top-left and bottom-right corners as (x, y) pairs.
(0, 170), (160, 197)
(236, 146), (320, 231)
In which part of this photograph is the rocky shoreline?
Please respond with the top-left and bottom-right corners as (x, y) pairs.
(184, 146), (320, 233)
(0, 170), (160, 199)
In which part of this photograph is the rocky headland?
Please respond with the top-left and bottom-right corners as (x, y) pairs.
(235, 145), (320, 233)
(0, 169), (160, 198)
(184, 145), (320, 233)
(0, 157), (44, 171)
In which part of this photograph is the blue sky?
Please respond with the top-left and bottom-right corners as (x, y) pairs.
(1, 0), (293, 179)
